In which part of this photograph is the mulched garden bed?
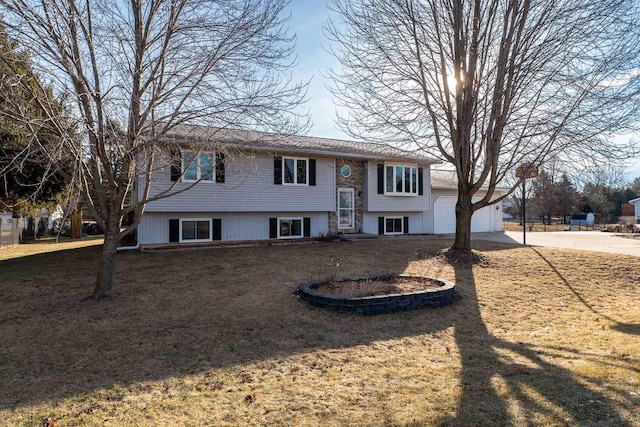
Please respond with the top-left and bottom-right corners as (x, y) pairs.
(296, 274), (458, 315)
(314, 276), (444, 297)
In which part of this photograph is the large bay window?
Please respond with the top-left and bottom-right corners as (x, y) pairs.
(385, 165), (418, 195)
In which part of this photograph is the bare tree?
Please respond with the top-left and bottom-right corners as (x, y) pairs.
(327, 0), (640, 254)
(0, 25), (71, 213)
(0, 0), (307, 298)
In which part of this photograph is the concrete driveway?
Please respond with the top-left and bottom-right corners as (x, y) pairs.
(472, 230), (640, 257)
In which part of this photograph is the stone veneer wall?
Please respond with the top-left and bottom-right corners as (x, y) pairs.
(329, 159), (366, 234)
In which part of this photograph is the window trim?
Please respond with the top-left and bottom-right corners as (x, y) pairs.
(277, 217), (304, 239)
(181, 151), (215, 183)
(384, 216), (404, 235)
(282, 156), (309, 186)
(179, 218), (213, 243)
(337, 188), (355, 230)
(384, 163), (418, 196)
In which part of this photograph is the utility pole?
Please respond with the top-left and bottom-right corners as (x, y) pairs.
(522, 179), (527, 246)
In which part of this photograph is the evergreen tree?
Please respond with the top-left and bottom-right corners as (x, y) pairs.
(555, 174), (580, 224)
(530, 170), (557, 224)
(0, 25), (68, 214)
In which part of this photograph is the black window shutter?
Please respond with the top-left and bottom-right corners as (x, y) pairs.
(169, 219), (179, 242)
(378, 216), (384, 235)
(269, 217), (278, 238)
(215, 153), (225, 183)
(303, 217), (311, 237)
(170, 149), (181, 181)
(212, 218), (222, 241)
(274, 157), (282, 184)
(418, 167), (424, 195)
(308, 159), (316, 186)
(403, 216), (409, 234)
(377, 164), (384, 194)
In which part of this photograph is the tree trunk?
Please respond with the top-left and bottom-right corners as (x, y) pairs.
(452, 192), (473, 253)
(93, 229), (120, 299)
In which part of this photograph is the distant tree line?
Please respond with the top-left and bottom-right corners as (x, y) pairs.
(505, 172), (640, 224)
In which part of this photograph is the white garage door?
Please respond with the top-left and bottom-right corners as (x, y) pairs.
(471, 204), (493, 232)
(434, 196), (457, 234)
(434, 196), (495, 234)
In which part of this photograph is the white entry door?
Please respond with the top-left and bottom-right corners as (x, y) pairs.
(338, 188), (355, 229)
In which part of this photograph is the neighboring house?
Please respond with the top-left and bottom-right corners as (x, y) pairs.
(629, 197), (640, 222)
(136, 127), (438, 246)
(430, 170), (505, 234)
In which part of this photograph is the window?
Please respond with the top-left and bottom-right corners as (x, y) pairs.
(278, 218), (303, 238)
(180, 219), (211, 242)
(385, 217), (403, 234)
(384, 164), (418, 195)
(182, 151), (214, 182)
(283, 157), (308, 185)
(338, 188), (355, 229)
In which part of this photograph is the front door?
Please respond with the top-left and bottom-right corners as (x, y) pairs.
(338, 188), (355, 230)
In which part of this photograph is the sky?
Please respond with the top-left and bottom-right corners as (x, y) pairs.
(286, 0), (640, 183)
(286, 0), (348, 140)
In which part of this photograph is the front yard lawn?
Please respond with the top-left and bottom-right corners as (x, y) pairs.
(0, 237), (638, 426)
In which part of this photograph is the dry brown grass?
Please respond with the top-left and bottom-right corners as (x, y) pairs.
(0, 236), (103, 261)
(1, 237), (639, 426)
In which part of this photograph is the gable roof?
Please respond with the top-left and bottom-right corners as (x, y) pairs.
(160, 124), (438, 164)
(431, 169), (509, 192)
(430, 169), (459, 189)
(629, 197), (640, 203)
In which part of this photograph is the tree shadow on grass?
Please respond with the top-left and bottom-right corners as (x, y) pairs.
(445, 257), (632, 426)
(611, 322), (640, 335)
(0, 238), (636, 425)
(531, 246), (640, 337)
(0, 239), (458, 411)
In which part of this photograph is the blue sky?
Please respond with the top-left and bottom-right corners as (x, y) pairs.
(286, 0), (640, 183)
(287, 0), (348, 140)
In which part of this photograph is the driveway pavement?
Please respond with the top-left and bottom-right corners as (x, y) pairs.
(472, 230), (640, 257)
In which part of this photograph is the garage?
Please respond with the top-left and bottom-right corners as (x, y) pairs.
(433, 195), (498, 234)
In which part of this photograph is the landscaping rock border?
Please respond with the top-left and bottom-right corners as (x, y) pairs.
(296, 274), (458, 315)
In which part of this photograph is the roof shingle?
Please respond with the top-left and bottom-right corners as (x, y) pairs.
(161, 124), (438, 164)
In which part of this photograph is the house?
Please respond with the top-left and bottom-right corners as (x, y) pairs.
(430, 170), (505, 234)
(629, 197), (640, 222)
(134, 126), (502, 247)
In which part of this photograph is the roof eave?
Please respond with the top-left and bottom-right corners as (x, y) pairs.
(243, 145), (439, 164)
(161, 133), (439, 165)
